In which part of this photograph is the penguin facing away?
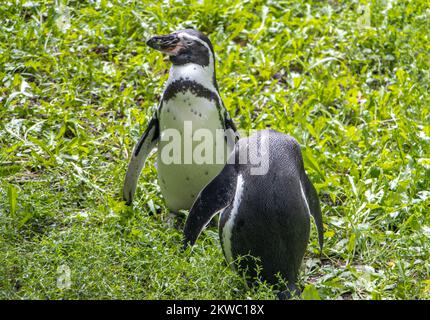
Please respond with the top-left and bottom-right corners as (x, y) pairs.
(183, 130), (323, 298)
(123, 29), (238, 212)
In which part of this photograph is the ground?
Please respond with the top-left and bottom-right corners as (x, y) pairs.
(0, 0), (429, 299)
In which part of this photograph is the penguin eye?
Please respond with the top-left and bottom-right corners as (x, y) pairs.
(185, 40), (193, 46)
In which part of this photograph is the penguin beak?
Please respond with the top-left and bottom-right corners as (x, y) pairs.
(146, 34), (182, 55)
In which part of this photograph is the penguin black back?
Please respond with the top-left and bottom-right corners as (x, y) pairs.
(184, 130), (323, 298)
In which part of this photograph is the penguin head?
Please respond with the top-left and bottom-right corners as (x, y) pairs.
(147, 29), (214, 67)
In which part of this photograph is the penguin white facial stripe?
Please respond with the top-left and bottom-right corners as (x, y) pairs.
(300, 179), (311, 216)
(179, 33), (209, 48)
(178, 33), (214, 63)
(222, 174), (245, 267)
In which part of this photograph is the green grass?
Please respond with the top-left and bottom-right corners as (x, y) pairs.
(1, 0), (429, 300)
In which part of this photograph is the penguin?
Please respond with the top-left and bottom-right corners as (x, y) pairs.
(123, 29), (238, 212)
(183, 130), (324, 299)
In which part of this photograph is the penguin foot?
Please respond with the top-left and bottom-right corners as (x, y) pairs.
(166, 211), (187, 230)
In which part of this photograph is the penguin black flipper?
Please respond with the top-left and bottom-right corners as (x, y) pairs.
(183, 163), (237, 248)
(123, 114), (160, 205)
(302, 173), (324, 252)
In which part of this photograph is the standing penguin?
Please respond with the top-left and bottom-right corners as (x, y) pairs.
(183, 130), (323, 298)
(123, 29), (238, 212)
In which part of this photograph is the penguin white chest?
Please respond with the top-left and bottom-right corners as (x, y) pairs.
(157, 91), (230, 211)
